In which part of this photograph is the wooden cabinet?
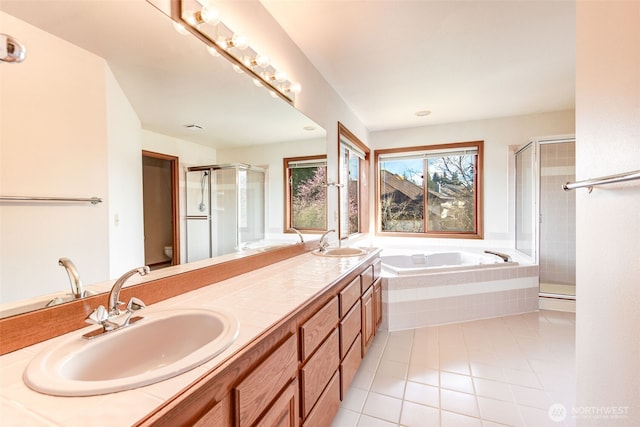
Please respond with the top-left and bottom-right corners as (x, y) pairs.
(256, 379), (298, 427)
(373, 279), (382, 330)
(339, 334), (361, 398)
(302, 372), (340, 427)
(339, 301), (361, 359)
(339, 276), (360, 317)
(142, 253), (382, 427)
(300, 328), (340, 418)
(192, 396), (231, 427)
(300, 296), (338, 360)
(361, 286), (374, 355)
(234, 334), (298, 427)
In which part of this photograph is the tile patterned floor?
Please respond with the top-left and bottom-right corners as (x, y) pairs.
(331, 310), (576, 427)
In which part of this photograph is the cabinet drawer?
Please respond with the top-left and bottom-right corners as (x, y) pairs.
(256, 379), (298, 427)
(340, 334), (362, 399)
(360, 265), (374, 293)
(339, 276), (360, 317)
(235, 334), (298, 427)
(339, 300), (361, 359)
(300, 296), (339, 361)
(302, 371), (340, 427)
(300, 328), (339, 418)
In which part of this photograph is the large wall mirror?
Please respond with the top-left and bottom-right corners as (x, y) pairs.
(0, 0), (326, 317)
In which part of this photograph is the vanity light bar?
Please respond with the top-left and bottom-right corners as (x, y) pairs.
(171, 0), (301, 103)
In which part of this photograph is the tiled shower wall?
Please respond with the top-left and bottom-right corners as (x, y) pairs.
(539, 142), (576, 286)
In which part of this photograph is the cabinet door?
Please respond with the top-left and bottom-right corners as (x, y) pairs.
(361, 287), (374, 356)
(373, 279), (382, 330)
(256, 379), (299, 427)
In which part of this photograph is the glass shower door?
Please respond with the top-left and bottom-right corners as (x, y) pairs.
(515, 142), (536, 259)
(185, 170), (211, 262)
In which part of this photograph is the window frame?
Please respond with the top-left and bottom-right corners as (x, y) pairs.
(338, 122), (370, 240)
(283, 154), (328, 233)
(374, 140), (484, 239)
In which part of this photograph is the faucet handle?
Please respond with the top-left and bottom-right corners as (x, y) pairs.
(85, 305), (109, 325)
(126, 297), (146, 312)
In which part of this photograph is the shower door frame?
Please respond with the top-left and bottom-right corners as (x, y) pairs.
(514, 135), (576, 300)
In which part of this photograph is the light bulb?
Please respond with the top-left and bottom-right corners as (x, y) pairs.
(291, 83), (302, 94)
(207, 46), (220, 57)
(173, 22), (189, 35)
(275, 71), (288, 82)
(231, 34), (249, 50)
(253, 79), (263, 88)
(200, 7), (221, 25)
(232, 64), (244, 74)
(255, 55), (270, 68)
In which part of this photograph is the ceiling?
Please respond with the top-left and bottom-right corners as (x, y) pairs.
(261, 0), (576, 131)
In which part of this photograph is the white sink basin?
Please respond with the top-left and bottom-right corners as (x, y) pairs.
(312, 247), (367, 257)
(24, 308), (239, 396)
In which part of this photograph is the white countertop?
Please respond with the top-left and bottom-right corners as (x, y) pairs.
(0, 250), (376, 426)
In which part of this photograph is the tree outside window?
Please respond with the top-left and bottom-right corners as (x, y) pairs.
(285, 156), (327, 231)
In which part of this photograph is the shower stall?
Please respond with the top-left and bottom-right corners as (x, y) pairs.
(185, 164), (265, 262)
(515, 136), (576, 298)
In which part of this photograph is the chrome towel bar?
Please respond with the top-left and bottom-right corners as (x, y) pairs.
(562, 169), (640, 193)
(0, 196), (103, 204)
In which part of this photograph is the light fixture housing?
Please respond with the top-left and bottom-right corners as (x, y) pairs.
(172, 0), (301, 103)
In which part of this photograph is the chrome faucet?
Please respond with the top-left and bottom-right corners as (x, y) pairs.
(83, 266), (149, 339)
(288, 227), (304, 244)
(484, 250), (512, 263)
(318, 229), (336, 252)
(58, 257), (84, 299)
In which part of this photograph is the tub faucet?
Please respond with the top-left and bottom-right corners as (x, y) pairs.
(484, 250), (512, 263)
(318, 229), (336, 252)
(288, 227), (304, 244)
(84, 266), (149, 339)
(58, 257), (84, 299)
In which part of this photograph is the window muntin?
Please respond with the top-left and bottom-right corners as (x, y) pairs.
(285, 156), (327, 232)
(377, 141), (483, 238)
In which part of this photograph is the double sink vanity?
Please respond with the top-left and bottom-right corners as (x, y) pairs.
(0, 243), (382, 426)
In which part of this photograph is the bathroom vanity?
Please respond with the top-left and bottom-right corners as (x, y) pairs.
(0, 247), (382, 426)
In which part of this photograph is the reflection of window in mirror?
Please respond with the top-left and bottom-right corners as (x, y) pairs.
(338, 123), (370, 239)
(284, 155), (328, 232)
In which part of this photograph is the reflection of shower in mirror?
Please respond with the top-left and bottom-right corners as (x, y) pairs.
(199, 171), (208, 212)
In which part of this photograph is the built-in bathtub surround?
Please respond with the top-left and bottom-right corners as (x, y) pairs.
(381, 254), (538, 331)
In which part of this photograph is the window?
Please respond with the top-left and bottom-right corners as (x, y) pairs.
(338, 123), (369, 239)
(376, 141), (483, 238)
(284, 156), (327, 232)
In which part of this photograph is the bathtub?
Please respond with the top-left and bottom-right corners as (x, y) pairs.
(381, 251), (515, 275)
(380, 250), (539, 331)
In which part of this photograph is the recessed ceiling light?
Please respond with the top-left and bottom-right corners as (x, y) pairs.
(184, 124), (204, 131)
(303, 125), (316, 131)
(415, 110), (432, 117)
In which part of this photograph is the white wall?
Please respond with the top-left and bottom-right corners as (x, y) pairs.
(369, 110), (575, 248)
(0, 12), (111, 302)
(575, 2), (640, 425)
(217, 138), (327, 234)
(106, 67), (145, 277)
